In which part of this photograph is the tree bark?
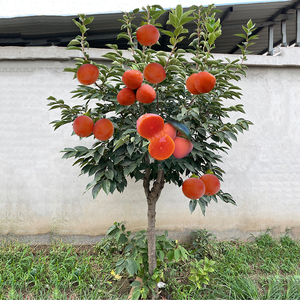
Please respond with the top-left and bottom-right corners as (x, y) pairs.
(143, 165), (165, 300)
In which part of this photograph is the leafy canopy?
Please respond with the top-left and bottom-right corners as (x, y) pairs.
(47, 5), (257, 215)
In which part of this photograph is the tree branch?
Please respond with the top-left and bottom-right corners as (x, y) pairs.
(143, 154), (151, 198)
(149, 169), (165, 204)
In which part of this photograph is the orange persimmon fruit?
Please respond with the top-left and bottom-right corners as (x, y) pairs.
(163, 123), (176, 140)
(122, 69), (143, 90)
(117, 87), (136, 105)
(186, 73), (201, 95)
(77, 64), (99, 85)
(136, 113), (164, 140)
(93, 119), (114, 141)
(173, 137), (193, 159)
(73, 115), (94, 137)
(136, 24), (160, 46)
(182, 178), (206, 199)
(143, 63), (166, 84)
(199, 174), (220, 196)
(136, 84), (156, 104)
(194, 71), (216, 94)
(148, 132), (175, 161)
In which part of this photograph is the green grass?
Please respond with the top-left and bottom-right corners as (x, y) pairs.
(0, 229), (299, 299)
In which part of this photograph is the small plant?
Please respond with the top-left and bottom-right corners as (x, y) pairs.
(105, 222), (188, 299)
(217, 275), (260, 300)
(189, 229), (217, 260)
(253, 229), (277, 248)
(188, 257), (215, 290)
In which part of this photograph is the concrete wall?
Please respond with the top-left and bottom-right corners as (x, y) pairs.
(0, 46), (300, 243)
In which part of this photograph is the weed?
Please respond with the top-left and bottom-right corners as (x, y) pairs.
(189, 229), (218, 260)
(0, 229), (299, 299)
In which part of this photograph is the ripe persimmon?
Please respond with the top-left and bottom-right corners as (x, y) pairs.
(163, 123), (176, 140)
(136, 24), (160, 46)
(173, 137), (193, 159)
(199, 174), (220, 196)
(182, 178), (205, 199)
(73, 115), (94, 137)
(117, 87), (136, 105)
(186, 73), (201, 95)
(143, 63), (166, 84)
(136, 113), (164, 139)
(93, 119), (114, 141)
(136, 84), (156, 104)
(194, 71), (216, 94)
(148, 132), (175, 161)
(122, 69), (143, 90)
(77, 64), (99, 85)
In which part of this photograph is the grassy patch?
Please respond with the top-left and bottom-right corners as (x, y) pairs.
(0, 229), (299, 299)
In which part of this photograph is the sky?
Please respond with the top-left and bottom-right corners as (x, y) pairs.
(0, 0), (289, 17)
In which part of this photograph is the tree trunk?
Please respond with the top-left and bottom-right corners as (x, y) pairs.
(143, 165), (165, 300)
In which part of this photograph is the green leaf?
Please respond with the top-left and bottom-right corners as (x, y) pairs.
(74, 146), (89, 153)
(175, 5), (183, 18)
(67, 39), (81, 46)
(174, 248), (181, 262)
(102, 52), (119, 61)
(117, 32), (130, 40)
(72, 19), (81, 28)
(114, 135), (130, 151)
(84, 17), (94, 25)
(170, 37), (176, 46)
(105, 170), (114, 180)
(124, 163), (137, 176)
(125, 244), (134, 253)
(167, 250), (174, 262)
(131, 288), (141, 300)
(62, 151), (76, 159)
(177, 36), (185, 44)
(234, 33), (246, 39)
(208, 33), (216, 45)
(80, 25), (87, 34)
(160, 30), (174, 37)
(178, 245), (188, 260)
(106, 224), (118, 236)
(247, 19), (253, 29)
(174, 25), (183, 37)
(168, 13), (179, 28)
(130, 280), (142, 288)
(167, 65), (181, 72)
(198, 199), (207, 216)
(125, 258), (138, 276)
(151, 10), (166, 20)
(94, 170), (104, 181)
(179, 17), (195, 26)
(127, 143), (134, 156)
(66, 46), (82, 51)
(189, 200), (197, 213)
(92, 182), (102, 199)
(167, 119), (191, 140)
(158, 250), (164, 262)
(116, 260), (126, 274)
(102, 180), (111, 195)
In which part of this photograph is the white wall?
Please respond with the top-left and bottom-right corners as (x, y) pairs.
(0, 46), (299, 243)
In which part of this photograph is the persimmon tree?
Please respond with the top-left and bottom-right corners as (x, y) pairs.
(47, 4), (256, 299)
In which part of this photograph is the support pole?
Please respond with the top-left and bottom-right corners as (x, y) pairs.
(268, 25), (274, 55)
(281, 20), (287, 47)
(296, 8), (300, 47)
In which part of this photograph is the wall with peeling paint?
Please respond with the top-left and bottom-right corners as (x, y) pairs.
(0, 46), (299, 243)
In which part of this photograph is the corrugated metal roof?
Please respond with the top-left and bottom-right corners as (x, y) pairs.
(0, 0), (299, 55)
